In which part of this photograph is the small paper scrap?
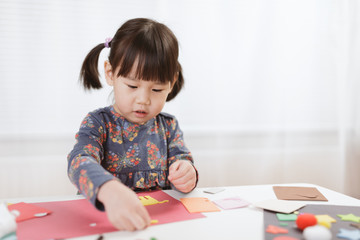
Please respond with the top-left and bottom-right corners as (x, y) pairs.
(315, 214), (336, 223)
(337, 228), (360, 240)
(139, 196), (169, 206)
(266, 225), (289, 234)
(150, 219), (158, 224)
(337, 213), (360, 223)
(276, 213), (298, 221)
(7, 202), (52, 222)
(203, 188), (225, 194)
(351, 223), (360, 229)
(273, 236), (299, 240)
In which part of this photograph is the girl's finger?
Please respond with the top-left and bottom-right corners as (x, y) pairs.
(169, 161), (180, 173)
(130, 213), (148, 230)
(168, 161), (181, 180)
(112, 216), (133, 231)
(137, 205), (151, 227)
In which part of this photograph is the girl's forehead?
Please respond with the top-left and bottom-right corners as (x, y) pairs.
(115, 59), (139, 78)
(112, 49), (176, 84)
(122, 75), (169, 85)
(115, 60), (171, 84)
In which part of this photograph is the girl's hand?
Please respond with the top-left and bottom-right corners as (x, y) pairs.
(97, 180), (151, 231)
(168, 160), (197, 193)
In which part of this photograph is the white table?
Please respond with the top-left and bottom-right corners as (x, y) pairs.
(4, 183), (360, 240)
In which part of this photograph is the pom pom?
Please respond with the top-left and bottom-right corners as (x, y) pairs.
(303, 225), (332, 240)
(296, 213), (317, 230)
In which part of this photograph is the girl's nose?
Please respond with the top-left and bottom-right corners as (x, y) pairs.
(136, 89), (151, 105)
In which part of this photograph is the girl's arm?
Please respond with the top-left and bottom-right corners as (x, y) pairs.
(164, 116), (198, 193)
(67, 112), (116, 209)
(67, 111), (151, 230)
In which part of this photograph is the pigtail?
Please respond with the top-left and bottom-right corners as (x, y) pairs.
(167, 62), (184, 102)
(79, 43), (106, 90)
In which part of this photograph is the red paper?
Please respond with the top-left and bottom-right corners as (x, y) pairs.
(7, 202), (52, 222)
(16, 190), (205, 240)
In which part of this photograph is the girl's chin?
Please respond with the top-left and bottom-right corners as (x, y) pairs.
(129, 115), (154, 125)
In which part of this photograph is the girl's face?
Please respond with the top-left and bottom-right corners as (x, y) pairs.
(104, 61), (173, 124)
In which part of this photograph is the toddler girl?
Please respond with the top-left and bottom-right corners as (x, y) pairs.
(67, 18), (198, 231)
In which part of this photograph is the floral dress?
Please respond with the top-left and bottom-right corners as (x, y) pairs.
(67, 106), (195, 210)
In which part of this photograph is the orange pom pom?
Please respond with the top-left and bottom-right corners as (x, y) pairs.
(296, 213), (317, 230)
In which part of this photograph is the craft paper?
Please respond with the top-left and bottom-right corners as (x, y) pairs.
(213, 197), (249, 210)
(139, 195), (169, 206)
(315, 214), (336, 223)
(273, 186), (328, 201)
(253, 199), (305, 214)
(266, 225), (289, 234)
(273, 236), (299, 240)
(351, 223), (360, 229)
(337, 228), (360, 239)
(7, 202), (52, 222)
(276, 213), (298, 221)
(16, 190), (205, 240)
(203, 188), (225, 194)
(337, 213), (360, 223)
(180, 197), (221, 213)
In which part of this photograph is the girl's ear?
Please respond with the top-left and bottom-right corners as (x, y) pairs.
(104, 60), (114, 86)
(170, 73), (178, 90)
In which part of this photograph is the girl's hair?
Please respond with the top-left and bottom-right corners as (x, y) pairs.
(79, 18), (184, 101)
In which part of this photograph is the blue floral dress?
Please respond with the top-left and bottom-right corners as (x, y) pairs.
(67, 106), (196, 210)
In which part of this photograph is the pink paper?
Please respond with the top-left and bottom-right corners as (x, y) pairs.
(16, 190), (205, 240)
(213, 197), (250, 210)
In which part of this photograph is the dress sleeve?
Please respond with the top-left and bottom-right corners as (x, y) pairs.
(166, 117), (199, 188)
(67, 113), (115, 210)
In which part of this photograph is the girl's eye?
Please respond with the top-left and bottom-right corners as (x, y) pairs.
(152, 89), (163, 92)
(127, 85), (137, 89)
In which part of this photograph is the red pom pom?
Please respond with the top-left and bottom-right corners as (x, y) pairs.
(296, 213), (317, 230)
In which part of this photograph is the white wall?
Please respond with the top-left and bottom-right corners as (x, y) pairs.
(0, 0), (340, 137)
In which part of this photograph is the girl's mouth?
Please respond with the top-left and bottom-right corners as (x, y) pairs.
(134, 110), (147, 118)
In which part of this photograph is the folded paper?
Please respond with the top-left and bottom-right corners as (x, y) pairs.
(253, 199), (305, 214)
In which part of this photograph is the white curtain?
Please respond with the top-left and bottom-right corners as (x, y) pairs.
(337, 0), (360, 197)
(0, 0), (359, 198)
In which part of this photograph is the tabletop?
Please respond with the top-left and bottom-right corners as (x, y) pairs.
(3, 183), (360, 240)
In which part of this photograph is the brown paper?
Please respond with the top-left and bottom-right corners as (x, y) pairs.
(273, 186), (328, 201)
